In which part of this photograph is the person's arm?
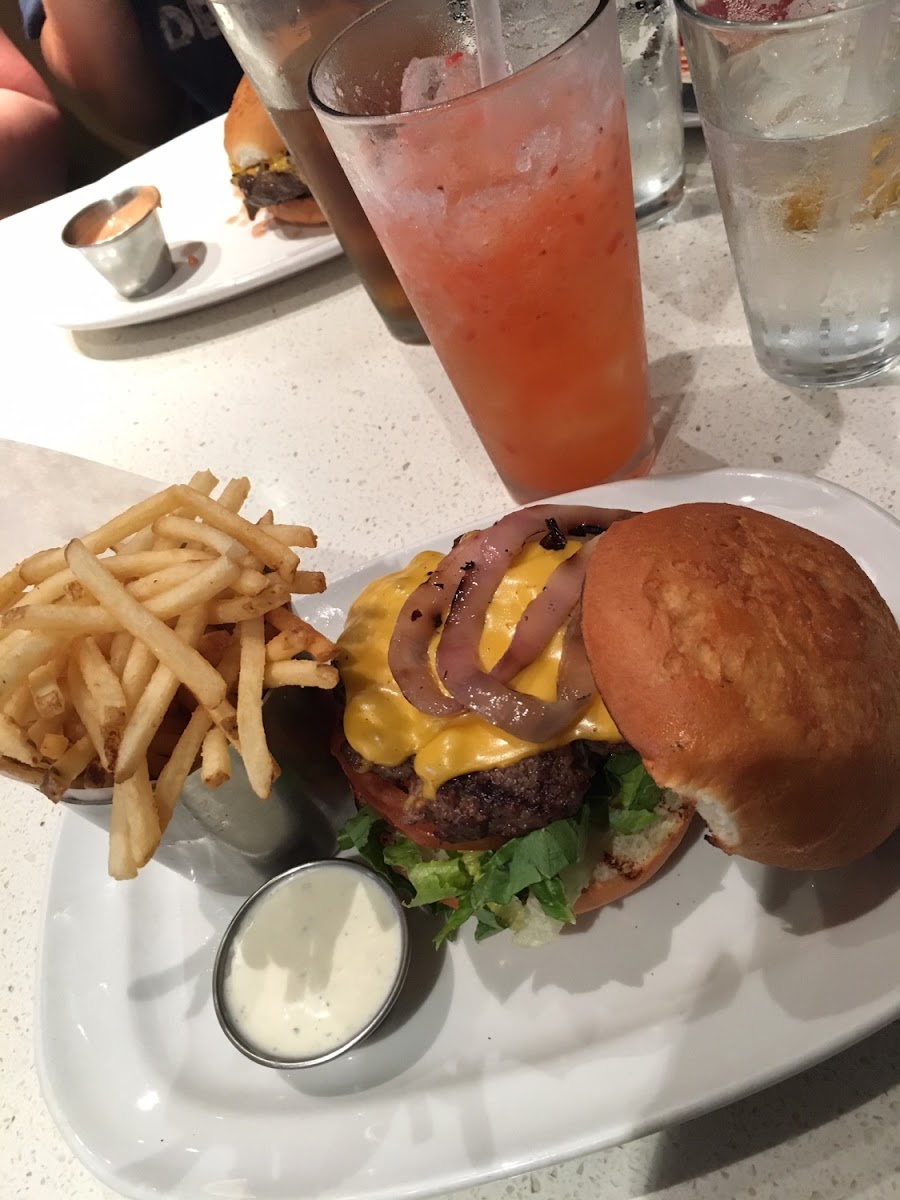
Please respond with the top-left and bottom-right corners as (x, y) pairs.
(38, 0), (181, 145)
(0, 29), (65, 216)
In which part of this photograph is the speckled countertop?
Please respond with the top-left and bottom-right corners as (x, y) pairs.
(1, 134), (898, 1200)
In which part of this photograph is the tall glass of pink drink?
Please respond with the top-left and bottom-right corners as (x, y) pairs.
(310, 0), (654, 501)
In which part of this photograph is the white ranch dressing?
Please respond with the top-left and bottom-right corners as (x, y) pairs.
(222, 865), (403, 1060)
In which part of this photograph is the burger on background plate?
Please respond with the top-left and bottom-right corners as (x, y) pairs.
(224, 75), (326, 227)
(333, 502), (900, 948)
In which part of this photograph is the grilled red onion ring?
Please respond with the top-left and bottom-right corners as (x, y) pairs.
(389, 505), (633, 738)
(491, 535), (599, 685)
(387, 535), (474, 717)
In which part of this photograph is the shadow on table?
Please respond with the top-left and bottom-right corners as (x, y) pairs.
(647, 339), (870, 476)
(645, 1018), (900, 1195)
(71, 253), (358, 361)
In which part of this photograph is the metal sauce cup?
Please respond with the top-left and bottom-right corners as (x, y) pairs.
(61, 185), (175, 298)
(212, 860), (410, 1069)
(62, 687), (356, 895)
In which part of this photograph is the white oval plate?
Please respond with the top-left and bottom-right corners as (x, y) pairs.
(13, 115), (342, 332)
(36, 468), (900, 1200)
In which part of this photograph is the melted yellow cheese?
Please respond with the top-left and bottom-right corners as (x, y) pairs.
(338, 543), (622, 798)
(229, 154), (293, 177)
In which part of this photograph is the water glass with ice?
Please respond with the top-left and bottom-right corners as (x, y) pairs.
(678, 0), (900, 388)
(618, 0), (685, 219)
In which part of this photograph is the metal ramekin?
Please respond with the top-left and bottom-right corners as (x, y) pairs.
(212, 859), (410, 1069)
(61, 184), (174, 298)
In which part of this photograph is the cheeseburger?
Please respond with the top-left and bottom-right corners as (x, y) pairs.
(334, 502), (900, 947)
(224, 76), (326, 226)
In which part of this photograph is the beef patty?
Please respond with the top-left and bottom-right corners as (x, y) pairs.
(233, 167), (310, 216)
(342, 740), (615, 842)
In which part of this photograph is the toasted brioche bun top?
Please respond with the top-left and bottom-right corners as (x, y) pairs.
(224, 75), (288, 170)
(582, 502), (900, 870)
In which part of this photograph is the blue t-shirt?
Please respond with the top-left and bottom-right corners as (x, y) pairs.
(19, 0), (242, 127)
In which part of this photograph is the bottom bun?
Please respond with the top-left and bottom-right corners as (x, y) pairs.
(573, 794), (694, 914)
(271, 196), (326, 226)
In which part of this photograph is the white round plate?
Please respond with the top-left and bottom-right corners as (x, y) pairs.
(36, 468), (900, 1200)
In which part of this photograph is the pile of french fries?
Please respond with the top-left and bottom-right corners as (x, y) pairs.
(0, 471), (337, 880)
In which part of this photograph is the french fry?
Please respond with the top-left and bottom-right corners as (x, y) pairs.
(146, 557), (241, 621)
(5, 566), (71, 610)
(27, 716), (54, 746)
(152, 515), (243, 559)
(287, 570), (326, 595)
(64, 540), (228, 710)
(41, 734), (95, 801)
(2, 472), (336, 878)
(208, 581), (291, 625)
(233, 568), (270, 597)
(154, 706), (211, 831)
(148, 469), (220, 552)
(112, 527), (155, 556)
(39, 731), (69, 760)
(108, 778), (138, 880)
(264, 660), (339, 690)
(108, 631), (133, 679)
(173, 487), (299, 579)
(236, 616), (275, 799)
(116, 759), (160, 868)
(3, 679), (38, 725)
(265, 609), (336, 662)
(201, 726), (231, 788)
(17, 550), (216, 613)
(74, 636), (127, 769)
(205, 696), (240, 749)
(128, 560), (221, 601)
(19, 486), (182, 585)
(0, 566), (26, 614)
(121, 639), (157, 713)
(0, 756), (45, 786)
(66, 654), (111, 770)
(216, 477), (251, 513)
(28, 658), (66, 720)
(63, 710), (86, 745)
(187, 468), (220, 496)
(0, 630), (70, 705)
(115, 606), (208, 783)
(6, 555), (242, 636)
(266, 606), (316, 634)
(0, 712), (40, 766)
(267, 524), (317, 549)
(3, 606), (111, 634)
(237, 511), (275, 571)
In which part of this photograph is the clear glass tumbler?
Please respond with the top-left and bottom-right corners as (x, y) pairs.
(678, 0), (900, 388)
(210, 0), (425, 344)
(310, 0), (655, 502)
(618, 0), (685, 219)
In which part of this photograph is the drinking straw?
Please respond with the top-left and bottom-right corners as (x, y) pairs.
(470, 0), (509, 86)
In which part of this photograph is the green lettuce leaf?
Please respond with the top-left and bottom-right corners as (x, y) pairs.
(605, 750), (662, 816)
(609, 807), (659, 836)
(336, 752), (663, 948)
(473, 906), (508, 942)
(337, 804), (388, 877)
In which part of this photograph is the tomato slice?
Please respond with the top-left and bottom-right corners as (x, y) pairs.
(332, 737), (503, 853)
